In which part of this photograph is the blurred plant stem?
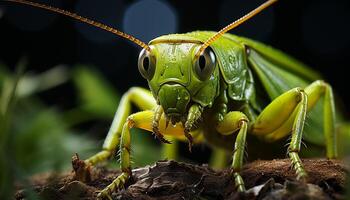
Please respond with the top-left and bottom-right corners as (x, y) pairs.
(0, 63), (24, 199)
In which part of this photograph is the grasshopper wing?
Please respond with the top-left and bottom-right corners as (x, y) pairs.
(228, 35), (326, 145)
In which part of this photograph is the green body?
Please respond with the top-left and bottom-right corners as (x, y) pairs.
(148, 31), (327, 149)
(83, 31), (341, 197)
(6, 0), (346, 198)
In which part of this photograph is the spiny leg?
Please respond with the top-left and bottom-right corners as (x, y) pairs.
(252, 87), (309, 180)
(97, 118), (133, 199)
(97, 110), (200, 198)
(73, 87), (157, 181)
(162, 106), (205, 159)
(152, 105), (171, 144)
(288, 89), (308, 180)
(253, 80), (337, 158)
(216, 111), (248, 191)
(183, 104), (203, 151)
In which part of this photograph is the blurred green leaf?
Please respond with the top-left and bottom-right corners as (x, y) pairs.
(16, 65), (69, 97)
(0, 64), (69, 99)
(131, 129), (161, 167)
(0, 62), (162, 200)
(0, 63), (10, 88)
(73, 66), (119, 118)
(14, 107), (97, 174)
(0, 63), (96, 200)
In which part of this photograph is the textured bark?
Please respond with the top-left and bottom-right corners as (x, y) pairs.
(16, 159), (347, 200)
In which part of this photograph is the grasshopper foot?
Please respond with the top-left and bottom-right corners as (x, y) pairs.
(72, 153), (92, 183)
(289, 152), (308, 182)
(295, 168), (308, 182)
(233, 172), (246, 192)
(152, 105), (171, 144)
(184, 129), (194, 152)
(97, 172), (129, 199)
(152, 125), (171, 144)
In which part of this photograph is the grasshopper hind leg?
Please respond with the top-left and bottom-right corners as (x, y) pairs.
(251, 81), (337, 181)
(251, 87), (309, 180)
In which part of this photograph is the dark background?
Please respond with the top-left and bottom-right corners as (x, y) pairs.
(1, 2), (350, 198)
(0, 0), (349, 126)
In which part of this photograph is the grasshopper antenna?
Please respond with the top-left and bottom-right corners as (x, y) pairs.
(196, 0), (278, 57)
(4, 0), (151, 51)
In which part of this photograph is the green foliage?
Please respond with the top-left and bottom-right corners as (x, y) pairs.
(73, 66), (119, 118)
(0, 63), (95, 199)
(0, 63), (162, 199)
(130, 129), (161, 167)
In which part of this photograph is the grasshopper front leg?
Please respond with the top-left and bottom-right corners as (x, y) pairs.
(74, 87), (178, 181)
(90, 87), (156, 160)
(97, 110), (199, 199)
(97, 114), (136, 199)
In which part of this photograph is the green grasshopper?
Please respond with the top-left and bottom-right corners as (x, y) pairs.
(4, 0), (347, 198)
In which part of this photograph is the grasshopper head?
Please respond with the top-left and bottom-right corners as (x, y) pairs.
(138, 42), (220, 123)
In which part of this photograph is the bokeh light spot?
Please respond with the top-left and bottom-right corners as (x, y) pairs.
(75, 0), (124, 44)
(4, 0), (62, 32)
(219, 0), (274, 42)
(123, 0), (178, 43)
(302, 1), (350, 55)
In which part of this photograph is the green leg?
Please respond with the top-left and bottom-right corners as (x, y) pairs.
(90, 87), (157, 164)
(184, 104), (203, 151)
(288, 90), (308, 180)
(253, 81), (337, 158)
(97, 109), (189, 198)
(152, 105), (171, 144)
(98, 118), (133, 199)
(216, 111), (248, 191)
(265, 81), (337, 158)
(74, 87), (157, 180)
(251, 80), (338, 179)
(89, 87), (180, 164)
(304, 80), (337, 158)
(252, 87), (309, 180)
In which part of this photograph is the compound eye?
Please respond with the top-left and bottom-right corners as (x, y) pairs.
(194, 47), (216, 81)
(138, 48), (156, 80)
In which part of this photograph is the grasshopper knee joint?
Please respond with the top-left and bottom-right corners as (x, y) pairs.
(126, 116), (135, 128)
